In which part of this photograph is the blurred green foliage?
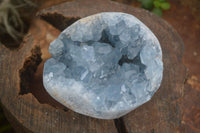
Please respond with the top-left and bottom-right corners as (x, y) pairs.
(138, 0), (171, 16)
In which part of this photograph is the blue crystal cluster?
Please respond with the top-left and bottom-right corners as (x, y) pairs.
(43, 12), (163, 119)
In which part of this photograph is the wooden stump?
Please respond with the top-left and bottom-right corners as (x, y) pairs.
(0, 0), (186, 132)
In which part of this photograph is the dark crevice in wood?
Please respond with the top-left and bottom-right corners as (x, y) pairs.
(19, 45), (69, 111)
(19, 15), (82, 112)
(63, 108), (68, 112)
(19, 46), (42, 95)
(39, 13), (80, 31)
(151, 129), (155, 133)
(114, 118), (128, 133)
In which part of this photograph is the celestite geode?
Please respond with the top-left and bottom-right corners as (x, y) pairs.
(43, 12), (163, 119)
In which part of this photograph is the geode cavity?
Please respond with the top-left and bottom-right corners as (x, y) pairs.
(43, 12), (163, 119)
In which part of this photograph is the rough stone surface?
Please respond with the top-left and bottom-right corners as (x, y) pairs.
(43, 12), (163, 119)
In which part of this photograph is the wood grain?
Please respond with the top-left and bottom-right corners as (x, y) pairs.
(0, 0), (186, 132)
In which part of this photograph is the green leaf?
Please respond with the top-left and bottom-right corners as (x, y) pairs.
(153, 1), (161, 8)
(158, 0), (166, 2)
(160, 2), (170, 10)
(140, 0), (154, 10)
(152, 7), (163, 16)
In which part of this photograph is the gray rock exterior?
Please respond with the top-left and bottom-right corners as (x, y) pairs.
(43, 12), (163, 119)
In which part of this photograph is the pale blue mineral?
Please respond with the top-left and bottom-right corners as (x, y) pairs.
(43, 12), (163, 119)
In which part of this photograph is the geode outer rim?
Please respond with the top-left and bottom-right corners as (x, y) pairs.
(43, 12), (163, 119)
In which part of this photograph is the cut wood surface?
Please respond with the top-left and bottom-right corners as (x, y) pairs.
(0, 0), (187, 132)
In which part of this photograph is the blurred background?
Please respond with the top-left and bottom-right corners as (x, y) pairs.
(0, 0), (199, 132)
